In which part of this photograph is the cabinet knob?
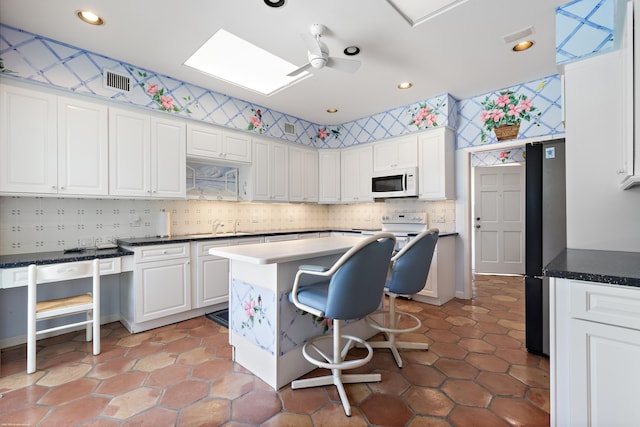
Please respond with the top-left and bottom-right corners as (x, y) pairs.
(60, 186), (65, 190)
(475, 225), (481, 229)
(52, 185), (56, 189)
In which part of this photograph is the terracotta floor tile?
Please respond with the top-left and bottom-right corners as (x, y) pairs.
(262, 412), (313, 427)
(0, 384), (48, 414)
(407, 415), (455, 427)
(280, 386), (329, 413)
(465, 353), (510, 372)
(404, 386), (454, 416)
(191, 359), (234, 380)
(458, 338), (496, 353)
(401, 363), (446, 387)
(311, 403), (369, 426)
(133, 352), (176, 372)
(232, 390), (282, 424)
(177, 398), (230, 427)
(160, 379), (209, 409)
(103, 387), (161, 419)
(124, 341), (165, 359)
(428, 342), (468, 359)
(367, 370), (410, 395)
(175, 346), (215, 365)
(153, 329), (188, 344)
(476, 372), (527, 397)
(509, 364), (550, 388)
(88, 357), (136, 380)
(426, 327), (461, 343)
(448, 406), (511, 427)
(0, 405), (50, 426)
(360, 393), (413, 426)
(490, 397), (551, 426)
(36, 363), (92, 387)
(442, 379), (492, 407)
(38, 377), (98, 405)
(528, 387), (551, 413)
(434, 358), (479, 379)
(145, 364), (192, 387)
(209, 372), (254, 399)
(39, 396), (110, 427)
(122, 407), (178, 427)
(96, 371), (148, 396)
(164, 336), (201, 354)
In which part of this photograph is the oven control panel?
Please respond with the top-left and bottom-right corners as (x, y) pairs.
(381, 212), (427, 225)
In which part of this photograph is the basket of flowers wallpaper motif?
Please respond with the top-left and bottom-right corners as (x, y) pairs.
(480, 90), (538, 142)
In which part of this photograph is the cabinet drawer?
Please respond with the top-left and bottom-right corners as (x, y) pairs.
(134, 243), (189, 263)
(197, 240), (230, 257)
(1, 257), (122, 289)
(570, 281), (640, 330)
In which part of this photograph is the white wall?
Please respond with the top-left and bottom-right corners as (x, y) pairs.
(564, 51), (640, 252)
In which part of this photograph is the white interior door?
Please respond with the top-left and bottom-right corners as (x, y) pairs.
(474, 164), (525, 274)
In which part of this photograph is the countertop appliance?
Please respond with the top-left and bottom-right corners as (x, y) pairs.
(525, 138), (566, 356)
(371, 167), (418, 199)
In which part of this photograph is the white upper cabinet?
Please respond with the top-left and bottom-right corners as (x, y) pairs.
(57, 96), (109, 195)
(341, 144), (373, 203)
(318, 150), (341, 204)
(251, 137), (289, 201)
(418, 127), (455, 200)
(0, 84), (57, 194)
(289, 145), (318, 202)
(0, 83), (109, 196)
(186, 123), (252, 164)
(373, 135), (418, 171)
(109, 107), (186, 198)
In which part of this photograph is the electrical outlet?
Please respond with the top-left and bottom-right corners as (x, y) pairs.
(78, 237), (94, 247)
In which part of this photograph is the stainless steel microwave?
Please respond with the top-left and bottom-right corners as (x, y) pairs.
(371, 167), (418, 198)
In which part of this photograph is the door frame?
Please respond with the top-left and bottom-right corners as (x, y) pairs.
(455, 134), (561, 300)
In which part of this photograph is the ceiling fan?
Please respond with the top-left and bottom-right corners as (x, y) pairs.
(287, 24), (361, 77)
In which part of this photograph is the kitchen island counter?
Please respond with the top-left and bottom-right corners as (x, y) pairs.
(209, 235), (378, 390)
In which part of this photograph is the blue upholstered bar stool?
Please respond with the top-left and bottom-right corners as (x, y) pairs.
(364, 228), (439, 368)
(288, 233), (396, 416)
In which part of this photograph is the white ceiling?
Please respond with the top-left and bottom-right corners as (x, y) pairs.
(0, 0), (566, 125)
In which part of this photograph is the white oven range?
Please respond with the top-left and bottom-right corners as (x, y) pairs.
(361, 211), (428, 251)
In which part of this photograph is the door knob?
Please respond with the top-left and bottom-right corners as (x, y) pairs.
(476, 217), (480, 221)
(475, 225), (481, 229)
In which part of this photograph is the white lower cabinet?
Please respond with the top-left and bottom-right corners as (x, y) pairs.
(412, 236), (455, 305)
(193, 240), (231, 308)
(552, 278), (640, 426)
(120, 243), (191, 331)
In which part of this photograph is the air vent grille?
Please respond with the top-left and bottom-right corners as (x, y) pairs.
(103, 70), (133, 93)
(284, 122), (296, 136)
(503, 26), (535, 44)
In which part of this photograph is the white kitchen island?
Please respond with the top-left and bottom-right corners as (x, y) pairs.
(209, 235), (379, 390)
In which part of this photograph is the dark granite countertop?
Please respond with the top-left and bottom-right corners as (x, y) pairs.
(0, 247), (134, 269)
(118, 230), (459, 247)
(544, 248), (640, 288)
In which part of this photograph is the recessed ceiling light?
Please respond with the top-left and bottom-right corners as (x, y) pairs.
(513, 40), (534, 52)
(326, 108), (338, 113)
(397, 82), (412, 89)
(76, 10), (104, 25)
(344, 46), (360, 56)
(264, 0), (286, 7)
(184, 29), (308, 96)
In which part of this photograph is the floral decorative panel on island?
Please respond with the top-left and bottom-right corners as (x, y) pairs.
(230, 279), (276, 354)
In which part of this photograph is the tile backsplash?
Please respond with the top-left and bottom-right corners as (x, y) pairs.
(0, 197), (455, 255)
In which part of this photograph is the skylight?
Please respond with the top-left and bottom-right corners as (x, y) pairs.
(386, 0), (469, 27)
(184, 29), (308, 96)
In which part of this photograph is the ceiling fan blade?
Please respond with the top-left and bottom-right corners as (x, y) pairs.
(326, 57), (361, 73)
(287, 62), (312, 77)
(300, 33), (322, 57)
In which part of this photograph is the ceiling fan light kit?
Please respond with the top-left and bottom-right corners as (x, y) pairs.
(287, 23), (361, 77)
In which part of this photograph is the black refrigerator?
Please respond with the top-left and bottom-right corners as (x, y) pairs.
(525, 139), (566, 356)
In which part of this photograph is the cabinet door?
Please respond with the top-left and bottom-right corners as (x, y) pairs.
(57, 97), (108, 195)
(136, 259), (191, 322)
(151, 117), (186, 198)
(109, 108), (151, 197)
(569, 319), (640, 426)
(270, 141), (289, 201)
(373, 136), (417, 171)
(252, 139), (271, 200)
(195, 241), (230, 308)
(0, 84), (57, 193)
(223, 131), (252, 163)
(418, 127), (455, 200)
(340, 148), (359, 202)
(187, 123), (223, 159)
(417, 248), (438, 298)
(319, 150), (341, 203)
(289, 146), (318, 202)
(356, 145), (373, 201)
